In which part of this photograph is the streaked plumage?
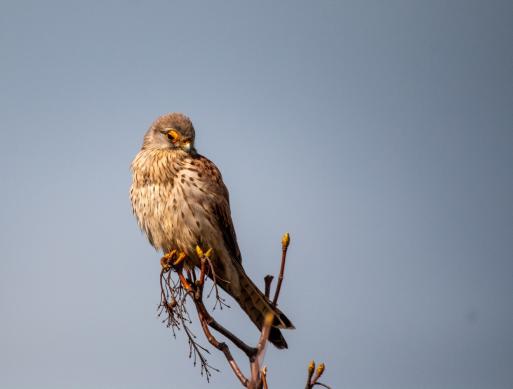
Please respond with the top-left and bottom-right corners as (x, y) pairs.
(130, 113), (293, 348)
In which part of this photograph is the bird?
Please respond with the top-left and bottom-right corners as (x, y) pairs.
(130, 112), (294, 348)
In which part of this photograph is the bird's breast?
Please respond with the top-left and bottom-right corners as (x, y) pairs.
(130, 149), (220, 259)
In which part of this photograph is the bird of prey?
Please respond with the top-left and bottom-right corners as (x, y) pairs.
(130, 113), (293, 348)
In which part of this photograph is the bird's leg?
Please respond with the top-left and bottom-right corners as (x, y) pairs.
(177, 269), (192, 292)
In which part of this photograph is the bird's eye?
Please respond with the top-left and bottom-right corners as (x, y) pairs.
(166, 129), (180, 143)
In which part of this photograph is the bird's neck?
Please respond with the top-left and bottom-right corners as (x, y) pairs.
(131, 148), (187, 183)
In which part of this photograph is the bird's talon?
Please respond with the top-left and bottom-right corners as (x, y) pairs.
(160, 256), (172, 272)
(173, 252), (187, 266)
(162, 249), (177, 260)
(161, 249), (183, 271)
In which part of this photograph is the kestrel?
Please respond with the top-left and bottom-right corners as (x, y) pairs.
(130, 113), (293, 348)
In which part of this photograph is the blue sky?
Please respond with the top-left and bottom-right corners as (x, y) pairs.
(1, 1), (512, 388)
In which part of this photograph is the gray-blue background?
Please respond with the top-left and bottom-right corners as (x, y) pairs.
(1, 1), (512, 388)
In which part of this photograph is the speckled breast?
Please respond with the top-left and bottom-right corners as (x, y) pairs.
(130, 148), (218, 265)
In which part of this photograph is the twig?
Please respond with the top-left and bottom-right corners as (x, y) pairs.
(200, 249), (230, 310)
(156, 235), (331, 389)
(255, 314), (273, 366)
(181, 306), (219, 382)
(272, 233), (290, 306)
(195, 297), (249, 386)
(264, 275), (274, 299)
(261, 366), (269, 389)
(204, 313), (257, 358)
(305, 361), (330, 389)
(174, 250), (254, 385)
(313, 383), (332, 389)
(191, 248), (257, 358)
(248, 313), (273, 388)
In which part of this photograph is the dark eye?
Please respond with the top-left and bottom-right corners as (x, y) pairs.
(163, 128), (180, 144)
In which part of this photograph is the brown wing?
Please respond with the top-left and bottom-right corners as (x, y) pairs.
(193, 154), (242, 264)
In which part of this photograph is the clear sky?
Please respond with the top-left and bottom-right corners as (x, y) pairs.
(1, 1), (512, 388)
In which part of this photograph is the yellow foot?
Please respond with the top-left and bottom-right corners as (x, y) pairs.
(160, 249), (187, 272)
(173, 252), (187, 266)
(160, 249), (176, 272)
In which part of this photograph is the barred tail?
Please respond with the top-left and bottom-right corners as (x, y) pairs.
(233, 268), (294, 349)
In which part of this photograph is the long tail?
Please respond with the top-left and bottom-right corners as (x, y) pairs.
(221, 265), (295, 349)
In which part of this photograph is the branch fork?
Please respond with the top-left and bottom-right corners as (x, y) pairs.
(157, 233), (329, 388)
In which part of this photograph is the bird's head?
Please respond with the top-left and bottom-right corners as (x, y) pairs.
(143, 112), (196, 153)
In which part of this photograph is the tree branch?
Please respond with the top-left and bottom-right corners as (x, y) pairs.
(264, 275), (274, 299)
(157, 233), (330, 388)
(272, 233), (290, 306)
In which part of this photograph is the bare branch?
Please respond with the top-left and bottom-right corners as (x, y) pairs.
(195, 297), (249, 386)
(264, 275), (274, 299)
(155, 234), (331, 389)
(204, 313), (257, 358)
(272, 232), (290, 306)
(256, 313), (273, 366)
(248, 313), (274, 388)
(305, 361), (330, 389)
(313, 383), (332, 389)
(261, 366), (269, 389)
